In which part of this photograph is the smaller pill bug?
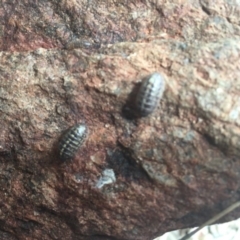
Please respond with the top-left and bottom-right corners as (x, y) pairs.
(58, 123), (88, 161)
(135, 72), (165, 117)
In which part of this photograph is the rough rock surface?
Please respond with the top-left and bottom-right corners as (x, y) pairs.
(156, 217), (240, 240)
(0, 0), (240, 240)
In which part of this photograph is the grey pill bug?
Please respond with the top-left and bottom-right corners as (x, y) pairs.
(135, 72), (165, 117)
(59, 123), (88, 161)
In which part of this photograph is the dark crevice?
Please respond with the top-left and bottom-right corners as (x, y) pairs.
(199, 1), (211, 16)
(106, 143), (152, 184)
(203, 133), (217, 147)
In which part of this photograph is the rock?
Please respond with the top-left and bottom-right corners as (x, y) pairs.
(0, 1), (240, 240)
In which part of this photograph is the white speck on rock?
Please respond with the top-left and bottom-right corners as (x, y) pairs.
(96, 169), (116, 189)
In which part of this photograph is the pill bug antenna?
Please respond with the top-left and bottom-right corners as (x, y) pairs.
(178, 201), (240, 240)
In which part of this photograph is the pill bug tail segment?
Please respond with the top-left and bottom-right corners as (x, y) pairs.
(58, 123), (88, 161)
(135, 72), (165, 117)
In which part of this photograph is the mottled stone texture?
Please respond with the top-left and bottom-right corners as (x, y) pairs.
(0, 0), (240, 240)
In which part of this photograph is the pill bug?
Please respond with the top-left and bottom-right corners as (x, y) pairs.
(59, 124), (87, 161)
(135, 72), (165, 117)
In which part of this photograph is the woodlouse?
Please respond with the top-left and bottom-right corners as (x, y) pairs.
(135, 72), (165, 117)
(59, 124), (87, 161)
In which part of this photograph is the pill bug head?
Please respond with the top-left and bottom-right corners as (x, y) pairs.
(58, 123), (88, 161)
(135, 72), (165, 117)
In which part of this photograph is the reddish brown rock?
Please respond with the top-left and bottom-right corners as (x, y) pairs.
(0, 1), (240, 240)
